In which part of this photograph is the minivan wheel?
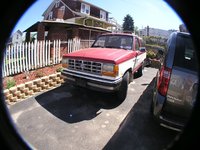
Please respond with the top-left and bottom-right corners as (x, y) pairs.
(116, 72), (129, 102)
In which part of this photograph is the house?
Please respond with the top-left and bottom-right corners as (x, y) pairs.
(108, 17), (123, 33)
(7, 30), (23, 45)
(139, 26), (177, 39)
(24, 0), (116, 42)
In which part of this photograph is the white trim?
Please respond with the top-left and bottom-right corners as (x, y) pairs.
(43, 1), (56, 19)
(60, 5), (65, 13)
(48, 11), (53, 20)
(55, 0), (60, 8)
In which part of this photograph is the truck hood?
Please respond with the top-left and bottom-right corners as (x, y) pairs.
(63, 48), (137, 64)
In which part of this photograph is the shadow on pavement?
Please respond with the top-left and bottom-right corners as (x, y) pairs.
(103, 78), (179, 150)
(35, 84), (124, 123)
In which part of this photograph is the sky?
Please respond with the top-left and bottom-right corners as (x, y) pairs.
(12, 0), (184, 34)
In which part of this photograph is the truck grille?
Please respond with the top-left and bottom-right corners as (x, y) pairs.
(68, 59), (102, 75)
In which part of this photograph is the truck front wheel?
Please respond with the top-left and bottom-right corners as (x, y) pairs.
(134, 65), (143, 78)
(116, 72), (129, 102)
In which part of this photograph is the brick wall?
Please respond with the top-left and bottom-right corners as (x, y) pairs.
(37, 23), (45, 40)
(47, 26), (67, 41)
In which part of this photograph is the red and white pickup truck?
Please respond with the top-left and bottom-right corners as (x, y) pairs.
(61, 33), (146, 101)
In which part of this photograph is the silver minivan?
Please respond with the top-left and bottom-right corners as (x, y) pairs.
(151, 31), (198, 131)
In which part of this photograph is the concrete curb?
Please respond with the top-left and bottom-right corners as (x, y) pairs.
(3, 72), (64, 105)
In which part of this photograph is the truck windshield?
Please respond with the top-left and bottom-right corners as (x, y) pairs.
(92, 35), (133, 50)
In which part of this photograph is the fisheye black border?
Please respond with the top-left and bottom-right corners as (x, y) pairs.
(0, 0), (199, 149)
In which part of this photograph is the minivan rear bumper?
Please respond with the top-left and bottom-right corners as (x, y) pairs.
(158, 113), (185, 132)
(153, 92), (186, 131)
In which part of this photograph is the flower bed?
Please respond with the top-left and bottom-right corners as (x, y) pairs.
(2, 64), (65, 105)
(3, 72), (64, 105)
(3, 64), (63, 89)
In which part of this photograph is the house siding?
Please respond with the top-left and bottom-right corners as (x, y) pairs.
(25, 0), (113, 43)
(64, 6), (75, 20)
(47, 26), (68, 41)
(45, 2), (74, 21)
(139, 27), (177, 39)
(62, 0), (80, 12)
(37, 23), (45, 40)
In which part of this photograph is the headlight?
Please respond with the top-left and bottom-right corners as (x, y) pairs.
(102, 63), (118, 77)
(62, 58), (68, 68)
(102, 63), (114, 72)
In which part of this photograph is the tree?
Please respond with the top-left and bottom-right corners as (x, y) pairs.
(122, 14), (134, 33)
(134, 26), (139, 35)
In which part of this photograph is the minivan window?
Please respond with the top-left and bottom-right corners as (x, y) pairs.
(173, 34), (197, 71)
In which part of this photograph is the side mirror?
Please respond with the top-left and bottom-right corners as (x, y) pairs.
(139, 47), (146, 52)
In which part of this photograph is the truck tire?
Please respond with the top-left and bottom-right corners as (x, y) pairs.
(116, 72), (129, 102)
(135, 65), (143, 78)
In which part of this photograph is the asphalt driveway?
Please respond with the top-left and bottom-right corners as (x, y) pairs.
(7, 67), (179, 150)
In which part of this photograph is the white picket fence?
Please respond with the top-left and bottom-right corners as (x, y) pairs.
(2, 40), (61, 77)
(2, 38), (94, 77)
(67, 38), (80, 53)
(66, 39), (94, 53)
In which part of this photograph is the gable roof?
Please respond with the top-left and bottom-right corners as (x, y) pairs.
(42, 0), (57, 17)
(42, 0), (110, 19)
(15, 30), (23, 36)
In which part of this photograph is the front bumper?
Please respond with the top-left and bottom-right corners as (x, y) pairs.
(61, 69), (122, 92)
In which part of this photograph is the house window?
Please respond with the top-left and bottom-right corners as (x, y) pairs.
(100, 10), (106, 20)
(48, 11), (53, 20)
(81, 3), (90, 15)
(60, 6), (65, 13)
(55, 0), (60, 8)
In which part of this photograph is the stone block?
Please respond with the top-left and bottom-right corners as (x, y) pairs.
(33, 78), (42, 85)
(25, 81), (33, 88)
(9, 87), (17, 93)
(41, 76), (49, 82)
(49, 74), (57, 79)
(3, 89), (10, 97)
(17, 84), (25, 90)
(10, 96), (17, 102)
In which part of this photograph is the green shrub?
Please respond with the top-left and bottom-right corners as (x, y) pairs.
(56, 67), (63, 72)
(35, 71), (45, 78)
(150, 59), (161, 69)
(6, 78), (16, 89)
(147, 51), (157, 59)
